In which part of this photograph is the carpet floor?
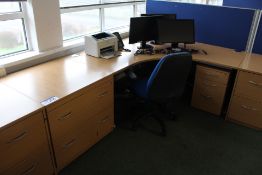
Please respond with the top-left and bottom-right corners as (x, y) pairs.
(60, 102), (262, 175)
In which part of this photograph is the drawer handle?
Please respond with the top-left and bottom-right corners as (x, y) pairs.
(248, 81), (262, 88)
(21, 162), (37, 175)
(101, 116), (110, 123)
(58, 112), (72, 121)
(98, 91), (108, 98)
(7, 131), (27, 144)
(63, 138), (76, 149)
(241, 105), (257, 111)
(203, 82), (217, 87)
(200, 93), (212, 99)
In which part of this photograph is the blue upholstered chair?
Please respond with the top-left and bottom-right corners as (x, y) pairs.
(130, 52), (192, 136)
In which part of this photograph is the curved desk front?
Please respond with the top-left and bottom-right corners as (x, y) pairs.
(0, 41), (261, 174)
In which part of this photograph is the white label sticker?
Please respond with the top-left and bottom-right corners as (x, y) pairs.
(41, 96), (59, 106)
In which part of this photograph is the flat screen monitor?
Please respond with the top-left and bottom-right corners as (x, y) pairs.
(141, 14), (176, 20)
(129, 16), (159, 48)
(157, 19), (195, 47)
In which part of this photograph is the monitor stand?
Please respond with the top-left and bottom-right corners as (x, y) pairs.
(169, 43), (199, 54)
(171, 42), (179, 49)
(169, 42), (182, 53)
(135, 41), (153, 55)
(138, 41), (152, 50)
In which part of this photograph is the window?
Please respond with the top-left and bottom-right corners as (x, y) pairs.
(60, 0), (100, 8)
(61, 10), (100, 40)
(104, 5), (134, 30)
(60, 0), (146, 41)
(207, 0), (223, 5)
(165, 0), (223, 6)
(136, 3), (146, 17)
(0, 2), (28, 57)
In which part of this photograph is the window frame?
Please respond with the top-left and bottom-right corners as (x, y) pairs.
(162, 0), (223, 6)
(60, 0), (146, 41)
(0, 2), (30, 58)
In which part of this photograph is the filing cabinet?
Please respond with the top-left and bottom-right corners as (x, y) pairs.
(227, 71), (262, 129)
(47, 76), (115, 171)
(0, 112), (54, 175)
(191, 65), (230, 115)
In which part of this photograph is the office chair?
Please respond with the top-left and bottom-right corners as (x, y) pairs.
(129, 52), (192, 136)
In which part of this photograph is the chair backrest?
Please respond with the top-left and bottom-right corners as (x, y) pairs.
(146, 52), (192, 102)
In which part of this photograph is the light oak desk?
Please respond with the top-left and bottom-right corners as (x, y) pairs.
(227, 53), (262, 129)
(0, 83), (54, 174)
(0, 42), (261, 174)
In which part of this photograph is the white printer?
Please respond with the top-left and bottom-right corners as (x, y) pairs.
(85, 32), (118, 59)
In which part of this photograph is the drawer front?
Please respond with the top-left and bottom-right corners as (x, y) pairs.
(54, 117), (98, 171)
(195, 75), (227, 91)
(196, 65), (230, 85)
(1, 148), (53, 175)
(97, 107), (115, 141)
(49, 76), (114, 171)
(191, 82), (227, 115)
(46, 75), (113, 112)
(48, 82), (113, 140)
(0, 112), (52, 172)
(234, 71), (262, 101)
(228, 96), (262, 129)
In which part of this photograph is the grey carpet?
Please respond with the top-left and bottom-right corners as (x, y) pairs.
(59, 104), (262, 175)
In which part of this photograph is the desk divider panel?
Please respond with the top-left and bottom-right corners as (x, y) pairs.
(253, 17), (262, 54)
(146, 0), (255, 51)
(223, 0), (262, 10)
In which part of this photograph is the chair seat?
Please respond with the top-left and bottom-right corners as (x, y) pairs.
(131, 78), (148, 99)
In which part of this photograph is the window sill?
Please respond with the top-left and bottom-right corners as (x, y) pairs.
(0, 29), (128, 75)
(5, 37), (83, 63)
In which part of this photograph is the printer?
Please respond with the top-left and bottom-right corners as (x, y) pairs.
(85, 32), (118, 59)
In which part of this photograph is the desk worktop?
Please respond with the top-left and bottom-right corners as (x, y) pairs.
(0, 41), (261, 128)
(0, 83), (42, 129)
(240, 53), (262, 74)
(187, 43), (245, 69)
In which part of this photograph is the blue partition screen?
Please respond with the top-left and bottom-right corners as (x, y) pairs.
(223, 0), (262, 10)
(253, 19), (262, 54)
(146, 0), (255, 51)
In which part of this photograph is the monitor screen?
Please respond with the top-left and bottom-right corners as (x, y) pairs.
(157, 19), (195, 44)
(141, 14), (176, 20)
(129, 16), (159, 44)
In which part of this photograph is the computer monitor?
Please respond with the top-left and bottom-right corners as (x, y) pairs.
(141, 14), (176, 20)
(129, 16), (159, 49)
(157, 19), (195, 48)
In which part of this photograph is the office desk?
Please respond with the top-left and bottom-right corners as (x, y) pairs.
(227, 53), (262, 129)
(0, 83), (42, 129)
(0, 42), (245, 107)
(0, 41), (260, 174)
(0, 83), (54, 174)
(240, 53), (262, 74)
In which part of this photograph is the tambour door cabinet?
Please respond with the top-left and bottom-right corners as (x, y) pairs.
(0, 111), (54, 175)
(227, 71), (262, 129)
(192, 65), (230, 115)
(46, 75), (115, 171)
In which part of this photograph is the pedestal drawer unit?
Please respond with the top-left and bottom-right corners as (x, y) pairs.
(0, 112), (54, 175)
(227, 71), (262, 129)
(192, 65), (230, 115)
(234, 71), (262, 101)
(47, 76), (115, 171)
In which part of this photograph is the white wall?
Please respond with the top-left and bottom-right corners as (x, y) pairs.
(26, 0), (63, 52)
